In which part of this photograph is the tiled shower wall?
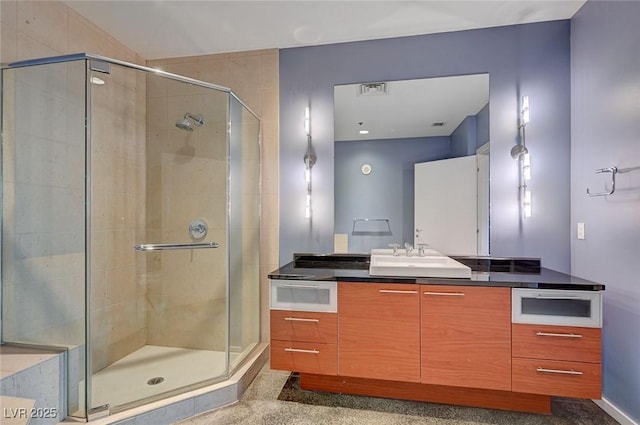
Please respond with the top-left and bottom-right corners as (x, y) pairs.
(144, 77), (229, 350)
(0, 0), (146, 371)
(147, 51), (279, 344)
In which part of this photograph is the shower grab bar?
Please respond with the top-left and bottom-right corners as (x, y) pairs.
(134, 242), (219, 252)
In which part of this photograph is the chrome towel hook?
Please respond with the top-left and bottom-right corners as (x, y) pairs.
(587, 167), (617, 197)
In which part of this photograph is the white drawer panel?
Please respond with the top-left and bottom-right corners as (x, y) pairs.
(270, 279), (337, 312)
(512, 288), (602, 328)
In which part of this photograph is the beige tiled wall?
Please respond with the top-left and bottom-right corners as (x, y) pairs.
(89, 64), (147, 371)
(147, 51), (279, 344)
(0, 1), (143, 65)
(1, 1), (278, 363)
(144, 77), (229, 350)
(0, 0), (147, 371)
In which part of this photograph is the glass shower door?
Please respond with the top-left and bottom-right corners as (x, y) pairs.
(88, 63), (231, 412)
(1, 59), (88, 419)
(228, 96), (261, 371)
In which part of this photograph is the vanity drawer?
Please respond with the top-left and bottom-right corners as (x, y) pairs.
(270, 280), (337, 312)
(512, 358), (601, 399)
(270, 340), (337, 375)
(270, 310), (337, 343)
(512, 324), (601, 363)
(512, 288), (602, 328)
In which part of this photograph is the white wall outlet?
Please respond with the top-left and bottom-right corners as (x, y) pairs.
(577, 222), (585, 240)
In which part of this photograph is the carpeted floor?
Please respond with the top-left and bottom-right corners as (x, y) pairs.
(178, 367), (619, 425)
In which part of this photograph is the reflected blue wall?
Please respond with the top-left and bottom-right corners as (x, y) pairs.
(334, 136), (450, 252)
(450, 116), (477, 157)
(476, 103), (490, 148)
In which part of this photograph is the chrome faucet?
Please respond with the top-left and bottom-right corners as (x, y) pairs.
(389, 243), (400, 256)
(417, 243), (429, 257)
(404, 242), (414, 257)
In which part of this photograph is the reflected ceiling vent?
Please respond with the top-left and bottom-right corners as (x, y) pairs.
(357, 82), (388, 96)
(432, 122), (445, 127)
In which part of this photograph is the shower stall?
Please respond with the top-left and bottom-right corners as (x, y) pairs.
(1, 54), (262, 418)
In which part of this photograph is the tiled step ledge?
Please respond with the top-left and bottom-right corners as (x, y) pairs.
(0, 345), (61, 380)
(0, 344), (67, 425)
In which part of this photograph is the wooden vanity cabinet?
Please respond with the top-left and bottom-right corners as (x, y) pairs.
(338, 282), (421, 382)
(279, 278), (602, 414)
(421, 285), (512, 391)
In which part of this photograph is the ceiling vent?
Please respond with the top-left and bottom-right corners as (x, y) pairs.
(358, 82), (388, 96)
(432, 122), (445, 127)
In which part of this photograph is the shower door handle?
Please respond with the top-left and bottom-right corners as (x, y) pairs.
(134, 242), (219, 252)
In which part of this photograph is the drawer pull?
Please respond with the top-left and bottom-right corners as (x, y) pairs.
(535, 295), (580, 300)
(284, 347), (319, 354)
(536, 331), (583, 338)
(280, 284), (320, 289)
(536, 367), (583, 376)
(423, 291), (465, 296)
(378, 289), (418, 294)
(284, 317), (320, 323)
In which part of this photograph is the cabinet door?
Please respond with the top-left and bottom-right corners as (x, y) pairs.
(421, 285), (511, 391)
(338, 282), (420, 382)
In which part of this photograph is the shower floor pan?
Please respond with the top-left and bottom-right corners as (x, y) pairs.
(90, 344), (252, 410)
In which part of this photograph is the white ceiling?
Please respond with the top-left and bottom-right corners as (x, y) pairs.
(334, 74), (489, 141)
(66, 1), (584, 142)
(65, 1), (586, 60)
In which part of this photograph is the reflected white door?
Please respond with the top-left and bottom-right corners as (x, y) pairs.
(414, 156), (478, 255)
(476, 143), (490, 255)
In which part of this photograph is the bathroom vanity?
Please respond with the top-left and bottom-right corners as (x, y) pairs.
(268, 254), (604, 414)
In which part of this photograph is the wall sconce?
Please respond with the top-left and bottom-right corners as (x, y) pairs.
(523, 189), (532, 218)
(521, 95), (530, 126)
(512, 95), (532, 218)
(522, 152), (531, 181)
(303, 106), (316, 219)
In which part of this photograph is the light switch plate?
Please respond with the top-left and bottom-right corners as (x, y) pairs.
(577, 222), (585, 240)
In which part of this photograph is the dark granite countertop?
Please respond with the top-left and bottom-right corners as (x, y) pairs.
(268, 253), (604, 291)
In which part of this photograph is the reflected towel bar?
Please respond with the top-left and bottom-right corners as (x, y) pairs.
(134, 242), (219, 251)
(352, 218), (391, 234)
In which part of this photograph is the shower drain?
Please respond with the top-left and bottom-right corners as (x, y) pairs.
(147, 377), (165, 386)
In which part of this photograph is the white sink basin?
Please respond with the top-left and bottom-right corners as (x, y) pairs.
(371, 248), (443, 257)
(369, 253), (471, 278)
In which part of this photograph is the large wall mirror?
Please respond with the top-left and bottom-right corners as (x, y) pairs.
(334, 74), (490, 256)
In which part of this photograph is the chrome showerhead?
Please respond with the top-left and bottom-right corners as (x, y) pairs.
(175, 113), (204, 131)
(176, 117), (194, 131)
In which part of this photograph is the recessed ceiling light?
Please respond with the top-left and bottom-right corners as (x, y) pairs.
(90, 76), (105, 85)
(359, 130), (369, 135)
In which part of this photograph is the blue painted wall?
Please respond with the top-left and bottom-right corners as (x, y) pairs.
(571, 1), (640, 421)
(279, 21), (571, 269)
(334, 136), (450, 252)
